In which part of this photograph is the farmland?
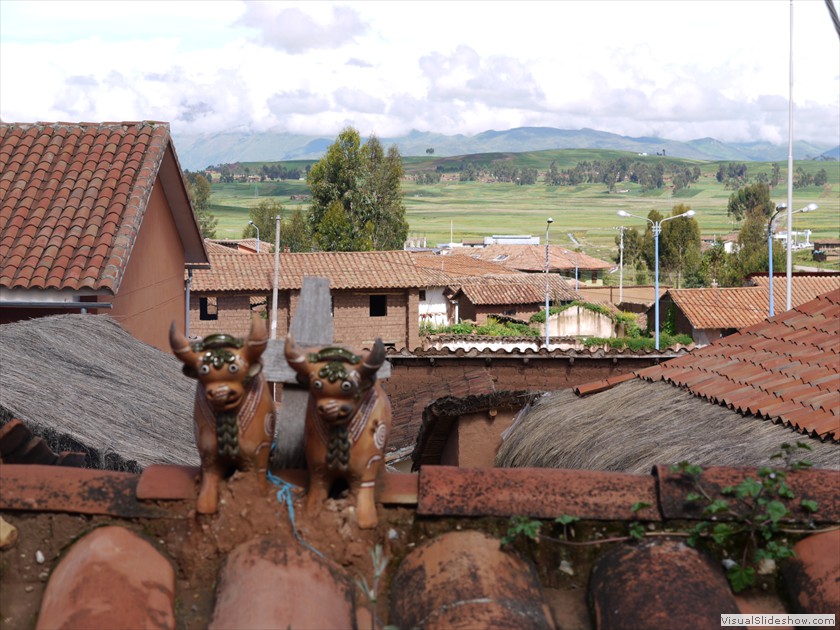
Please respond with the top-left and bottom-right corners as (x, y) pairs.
(207, 150), (839, 265)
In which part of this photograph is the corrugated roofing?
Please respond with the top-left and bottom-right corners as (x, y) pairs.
(639, 289), (840, 442)
(0, 122), (175, 292)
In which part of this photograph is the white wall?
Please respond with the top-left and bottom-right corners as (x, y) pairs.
(420, 287), (450, 327)
(543, 306), (615, 338)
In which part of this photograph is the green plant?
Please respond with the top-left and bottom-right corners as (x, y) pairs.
(671, 442), (818, 593)
(628, 501), (651, 540)
(555, 514), (580, 541)
(355, 544), (389, 630)
(501, 515), (543, 545)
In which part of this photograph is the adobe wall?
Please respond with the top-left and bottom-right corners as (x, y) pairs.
(332, 290), (419, 350)
(382, 355), (660, 400)
(110, 180), (186, 351)
(189, 294), (255, 339)
(455, 409), (519, 468)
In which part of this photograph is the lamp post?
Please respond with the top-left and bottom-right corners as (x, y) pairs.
(614, 226), (627, 304)
(248, 220), (260, 253)
(270, 214), (280, 339)
(618, 208), (695, 350)
(769, 202), (817, 316)
(545, 217), (554, 347)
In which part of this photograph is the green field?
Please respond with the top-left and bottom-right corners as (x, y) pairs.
(208, 150), (839, 265)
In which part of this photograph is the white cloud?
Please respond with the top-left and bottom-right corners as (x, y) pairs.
(238, 2), (368, 53)
(0, 0), (837, 147)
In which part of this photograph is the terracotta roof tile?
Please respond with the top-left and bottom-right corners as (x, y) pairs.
(636, 290), (840, 441)
(668, 275), (840, 331)
(449, 273), (578, 305)
(191, 250), (454, 293)
(447, 243), (614, 272)
(0, 122), (173, 292)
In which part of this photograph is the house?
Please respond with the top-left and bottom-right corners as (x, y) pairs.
(495, 289), (839, 474)
(659, 273), (840, 344)
(701, 233), (739, 254)
(448, 243), (614, 285)
(188, 250), (429, 349)
(0, 121), (209, 351)
(444, 274), (578, 325)
(410, 251), (519, 326)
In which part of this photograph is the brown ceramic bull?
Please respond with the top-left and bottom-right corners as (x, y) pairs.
(285, 335), (391, 529)
(170, 315), (276, 515)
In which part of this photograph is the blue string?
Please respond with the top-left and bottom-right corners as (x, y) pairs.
(266, 469), (325, 559)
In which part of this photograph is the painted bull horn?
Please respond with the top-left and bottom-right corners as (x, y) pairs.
(169, 321), (199, 364)
(245, 314), (269, 363)
(359, 338), (385, 382)
(284, 334), (307, 371)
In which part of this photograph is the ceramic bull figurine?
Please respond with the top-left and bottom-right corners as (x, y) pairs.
(285, 335), (391, 529)
(170, 314), (276, 514)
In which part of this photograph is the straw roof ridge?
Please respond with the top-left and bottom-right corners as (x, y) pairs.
(495, 379), (839, 472)
(0, 314), (200, 470)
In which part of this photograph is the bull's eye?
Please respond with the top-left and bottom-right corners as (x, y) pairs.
(313, 380), (323, 390)
(228, 364), (239, 373)
(199, 365), (211, 375)
(340, 381), (352, 392)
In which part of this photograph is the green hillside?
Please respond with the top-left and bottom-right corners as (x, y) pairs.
(208, 149), (839, 265)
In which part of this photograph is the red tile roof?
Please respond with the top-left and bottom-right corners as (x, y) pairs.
(410, 251), (517, 279)
(450, 274), (578, 305)
(190, 250), (430, 292)
(639, 289), (840, 441)
(669, 275), (840, 330)
(449, 244), (613, 272)
(0, 121), (205, 292)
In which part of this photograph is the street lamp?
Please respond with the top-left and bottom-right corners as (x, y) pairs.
(614, 226), (627, 304)
(248, 220), (260, 253)
(545, 217), (554, 347)
(769, 202), (817, 316)
(618, 208), (696, 350)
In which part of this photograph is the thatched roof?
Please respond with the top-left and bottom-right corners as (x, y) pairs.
(0, 314), (200, 470)
(495, 379), (839, 472)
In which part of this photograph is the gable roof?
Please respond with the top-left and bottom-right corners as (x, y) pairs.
(190, 250), (430, 293)
(449, 274), (578, 305)
(639, 289), (840, 441)
(668, 274), (840, 330)
(449, 244), (613, 272)
(410, 251), (518, 280)
(0, 121), (208, 294)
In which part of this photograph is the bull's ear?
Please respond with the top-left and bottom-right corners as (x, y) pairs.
(182, 365), (199, 379)
(295, 373), (311, 388)
(247, 363), (262, 379)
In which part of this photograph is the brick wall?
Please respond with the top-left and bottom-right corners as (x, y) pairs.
(332, 289), (420, 350)
(382, 355), (664, 452)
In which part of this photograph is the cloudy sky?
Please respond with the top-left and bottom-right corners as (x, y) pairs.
(1, 0), (838, 145)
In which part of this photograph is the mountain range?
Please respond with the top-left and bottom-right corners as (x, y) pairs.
(172, 126), (839, 171)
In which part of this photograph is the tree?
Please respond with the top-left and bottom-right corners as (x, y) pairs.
(243, 199), (284, 246)
(660, 204), (701, 289)
(284, 208), (313, 253)
(425, 148), (435, 155)
(307, 127), (409, 251)
(314, 200), (354, 251)
(185, 172), (217, 238)
(727, 182), (774, 222)
(614, 227), (643, 267)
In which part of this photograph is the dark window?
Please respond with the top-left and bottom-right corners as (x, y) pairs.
(419, 290), (427, 301)
(370, 295), (387, 317)
(200, 297), (218, 321)
(503, 308), (516, 316)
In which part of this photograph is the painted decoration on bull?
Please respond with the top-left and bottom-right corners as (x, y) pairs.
(170, 314), (277, 514)
(285, 335), (392, 529)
